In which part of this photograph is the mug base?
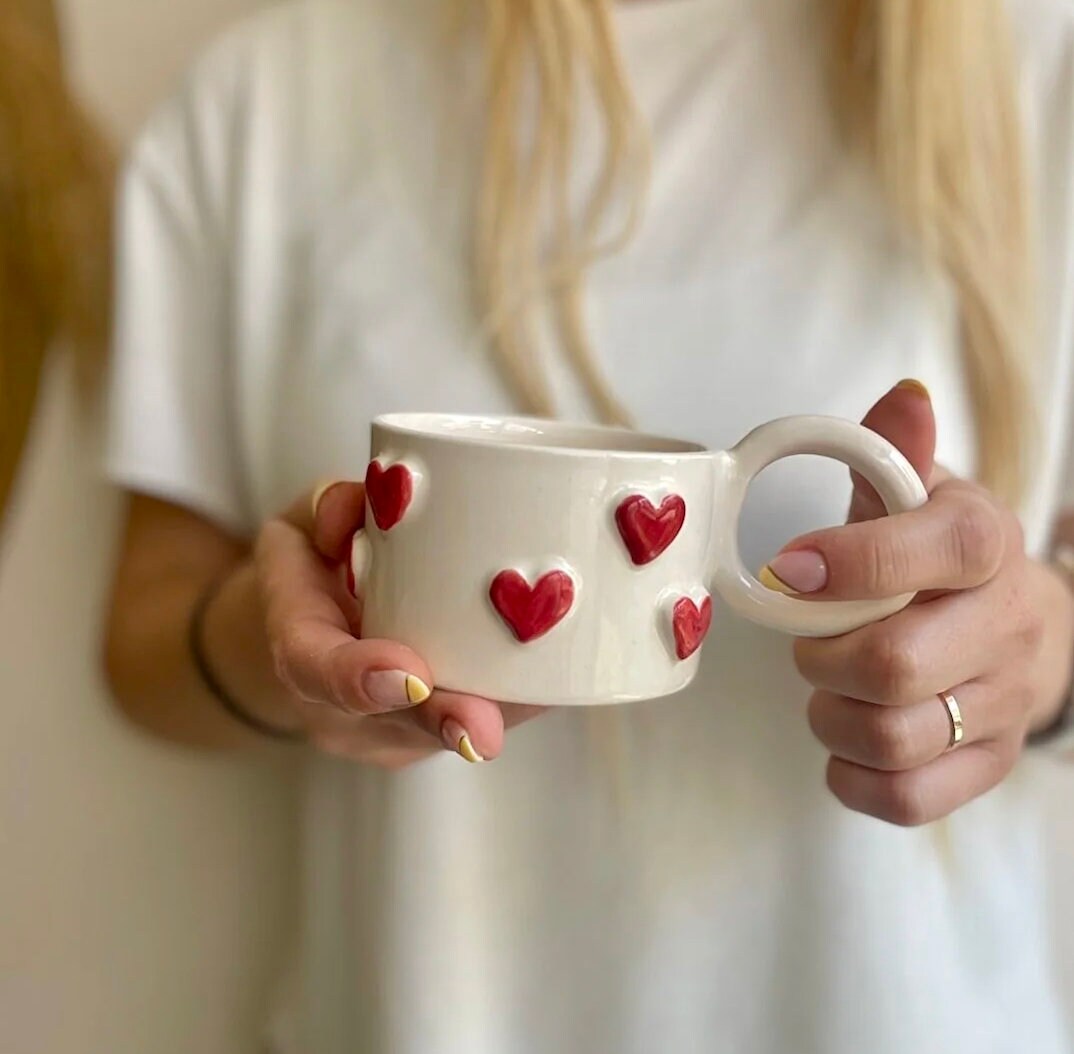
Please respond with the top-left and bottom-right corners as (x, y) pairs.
(432, 672), (700, 708)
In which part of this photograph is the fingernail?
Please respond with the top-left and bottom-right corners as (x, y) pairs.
(312, 479), (345, 519)
(760, 550), (828, 595)
(895, 378), (930, 400)
(362, 670), (431, 710)
(441, 718), (484, 763)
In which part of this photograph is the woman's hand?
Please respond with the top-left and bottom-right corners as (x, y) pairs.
(105, 481), (538, 761)
(760, 382), (1074, 826)
(253, 480), (541, 766)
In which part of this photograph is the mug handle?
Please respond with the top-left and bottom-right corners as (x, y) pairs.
(709, 415), (929, 638)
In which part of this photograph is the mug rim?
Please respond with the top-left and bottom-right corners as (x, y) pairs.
(372, 412), (709, 458)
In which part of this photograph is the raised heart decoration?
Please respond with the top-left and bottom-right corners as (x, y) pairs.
(365, 459), (413, 531)
(615, 494), (686, 566)
(489, 569), (575, 643)
(672, 594), (713, 661)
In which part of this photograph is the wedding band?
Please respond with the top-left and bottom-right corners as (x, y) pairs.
(940, 690), (964, 750)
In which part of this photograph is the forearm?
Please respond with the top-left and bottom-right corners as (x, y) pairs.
(104, 557), (300, 748)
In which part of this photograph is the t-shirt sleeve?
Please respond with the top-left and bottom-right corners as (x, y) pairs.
(104, 69), (252, 537)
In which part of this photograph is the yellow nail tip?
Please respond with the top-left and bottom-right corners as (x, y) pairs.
(457, 733), (485, 764)
(405, 675), (431, 705)
(758, 564), (800, 595)
(311, 479), (344, 518)
(895, 378), (930, 400)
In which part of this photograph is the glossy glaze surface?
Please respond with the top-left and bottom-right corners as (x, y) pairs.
(357, 413), (926, 704)
(615, 493), (687, 566)
(488, 569), (576, 643)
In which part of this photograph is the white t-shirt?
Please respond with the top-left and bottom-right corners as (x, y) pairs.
(107, 1), (1074, 1051)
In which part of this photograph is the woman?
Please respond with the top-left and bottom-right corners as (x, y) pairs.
(104, 1), (1074, 1051)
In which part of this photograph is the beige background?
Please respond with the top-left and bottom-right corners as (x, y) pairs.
(2, 5), (297, 1054)
(1, 1), (1071, 1051)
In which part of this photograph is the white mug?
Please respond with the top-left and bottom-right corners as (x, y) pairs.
(351, 413), (927, 706)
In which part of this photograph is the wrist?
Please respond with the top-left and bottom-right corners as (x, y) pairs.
(1025, 556), (1074, 738)
(198, 562), (306, 739)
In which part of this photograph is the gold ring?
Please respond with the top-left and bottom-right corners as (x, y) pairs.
(940, 690), (964, 750)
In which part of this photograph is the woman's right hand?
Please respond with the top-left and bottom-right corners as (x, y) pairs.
(254, 480), (541, 767)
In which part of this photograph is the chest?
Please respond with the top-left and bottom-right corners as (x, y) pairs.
(244, 0), (972, 557)
(264, 179), (963, 560)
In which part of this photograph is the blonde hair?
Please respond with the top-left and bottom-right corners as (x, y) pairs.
(0, 0), (113, 519)
(475, 0), (1032, 501)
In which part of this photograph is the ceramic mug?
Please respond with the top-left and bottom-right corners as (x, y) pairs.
(350, 413), (928, 706)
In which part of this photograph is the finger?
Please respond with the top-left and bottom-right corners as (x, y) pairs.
(807, 683), (1003, 772)
(849, 380), (937, 523)
(825, 737), (1019, 826)
(308, 695), (546, 767)
(410, 690), (508, 762)
(765, 478), (1006, 601)
(313, 482), (366, 563)
(257, 518), (432, 715)
(280, 480), (367, 563)
(411, 694), (548, 762)
(793, 585), (1017, 705)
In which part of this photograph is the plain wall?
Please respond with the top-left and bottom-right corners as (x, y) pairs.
(1, 2), (297, 1053)
(2, 1), (1072, 1051)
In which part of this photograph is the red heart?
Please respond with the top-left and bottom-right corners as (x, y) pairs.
(489, 569), (575, 643)
(672, 594), (712, 661)
(365, 460), (413, 531)
(615, 494), (686, 566)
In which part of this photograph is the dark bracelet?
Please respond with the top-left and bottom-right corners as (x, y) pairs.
(188, 575), (305, 742)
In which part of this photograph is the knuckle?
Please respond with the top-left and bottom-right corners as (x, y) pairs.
(946, 492), (1004, 583)
(857, 631), (919, 704)
(864, 707), (917, 769)
(877, 774), (932, 828)
(859, 528), (912, 598)
(269, 633), (298, 691)
(1016, 605), (1045, 656)
(270, 624), (310, 696)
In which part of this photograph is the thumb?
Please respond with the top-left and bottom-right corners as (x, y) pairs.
(849, 379), (936, 523)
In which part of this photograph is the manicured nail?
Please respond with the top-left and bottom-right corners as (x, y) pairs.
(759, 550), (828, 595)
(441, 718), (484, 763)
(895, 378), (930, 400)
(362, 670), (431, 710)
(312, 479), (345, 519)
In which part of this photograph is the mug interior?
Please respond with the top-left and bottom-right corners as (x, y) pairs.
(374, 413), (705, 456)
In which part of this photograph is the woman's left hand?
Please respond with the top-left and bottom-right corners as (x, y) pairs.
(761, 382), (1074, 826)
